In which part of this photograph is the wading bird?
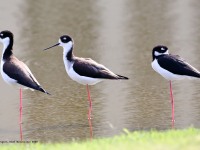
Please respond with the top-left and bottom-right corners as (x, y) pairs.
(44, 35), (129, 120)
(0, 30), (50, 140)
(151, 45), (200, 127)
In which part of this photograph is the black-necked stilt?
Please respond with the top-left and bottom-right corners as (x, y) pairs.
(0, 30), (50, 140)
(151, 45), (200, 127)
(44, 35), (129, 119)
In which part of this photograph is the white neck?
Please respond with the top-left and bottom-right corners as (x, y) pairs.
(61, 41), (73, 73)
(0, 38), (10, 72)
(0, 37), (10, 57)
(61, 41), (73, 57)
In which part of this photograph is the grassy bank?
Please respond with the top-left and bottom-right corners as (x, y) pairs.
(0, 128), (200, 150)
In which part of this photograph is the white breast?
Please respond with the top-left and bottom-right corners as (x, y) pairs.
(63, 57), (102, 85)
(68, 66), (102, 85)
(151, 59), (191, 80)
(0, 60), (17, 85)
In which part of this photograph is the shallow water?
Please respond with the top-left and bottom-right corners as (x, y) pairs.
(1, 0), (200, 142)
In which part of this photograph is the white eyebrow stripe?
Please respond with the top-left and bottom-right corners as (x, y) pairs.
(161, 47), (165, 51)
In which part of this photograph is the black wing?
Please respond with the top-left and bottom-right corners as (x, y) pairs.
(73, 58), (128, 79)
(157, 54), (200, 78)
(3, 57), (49, 94)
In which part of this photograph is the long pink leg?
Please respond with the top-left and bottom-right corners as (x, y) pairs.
(88, 115), (93, 140)
(19, 88), (23, 141)
(19, 88), (22, 124)
(169, 81), (175, 128)
(86, 84), (93, 139)
(86, 84), (92, 119)
(19, 123), (23, 141)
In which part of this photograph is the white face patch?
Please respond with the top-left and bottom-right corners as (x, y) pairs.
(61, 41), (73, 57)
(58, 39), (61, 44)
(0, 37), (10, 52)
(63, 41), (73, 49)
(154, 50), (169, 56)
(59, 38), (72, 47)
(154, 51), (162, 56)
(164, 50), (169, 55)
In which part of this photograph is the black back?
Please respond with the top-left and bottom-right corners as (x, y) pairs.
(157, 54), (200, 78)
(0, 30), (49, 94)
(3, 56), (49, 94)
(73, 58), (128, 79)
(59, 34), (128, 80)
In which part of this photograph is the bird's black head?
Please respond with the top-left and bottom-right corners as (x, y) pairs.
(152, 45), (169, 60)
(0, 30), (14, 40)
(0, 30), (14, 52)
(60, 35), (73, 43)
(44, 34), (73, 51)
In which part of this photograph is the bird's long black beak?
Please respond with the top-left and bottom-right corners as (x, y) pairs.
(43, 43), (60, 50)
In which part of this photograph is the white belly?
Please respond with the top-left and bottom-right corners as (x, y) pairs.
(63, 57), (102, 85)
(151, 59), (192, 80)
(67, 67), (102, 85)
(1, 60), (17, 85)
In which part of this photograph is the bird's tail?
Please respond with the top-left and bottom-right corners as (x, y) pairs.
(39, 87), (51, 95)
(117, 74), (129, 80)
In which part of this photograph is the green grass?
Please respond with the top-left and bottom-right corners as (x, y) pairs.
(0, 128), (200, 150)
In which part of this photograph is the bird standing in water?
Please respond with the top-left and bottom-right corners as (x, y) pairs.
(44, 35), (128, 138)
(0, 30), (50, 140)
(152, 45), (200, 128)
